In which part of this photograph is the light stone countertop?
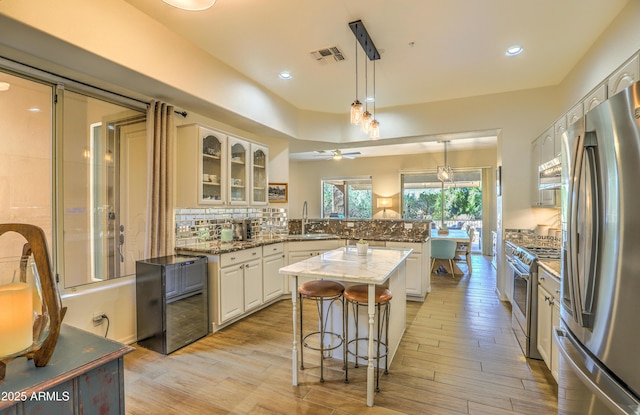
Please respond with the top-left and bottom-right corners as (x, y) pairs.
(279, 246), (413, 284)
(538, 260), (561, 278)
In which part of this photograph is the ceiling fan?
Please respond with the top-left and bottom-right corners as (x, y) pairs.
(314, 149), (361, 160)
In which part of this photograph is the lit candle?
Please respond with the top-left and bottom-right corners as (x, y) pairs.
(0, 282), (33, 356)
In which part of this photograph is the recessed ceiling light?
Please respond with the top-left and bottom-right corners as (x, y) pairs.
(162, 0), (216, 11)
(28, 107), (41, 112)
(506, 45), (523, 56)
(366, 96), (375, 103)
(278, 71), (292, 80)
(0, 82), (9, 91)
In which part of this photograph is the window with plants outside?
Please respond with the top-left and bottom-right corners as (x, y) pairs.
(401, 170), (482, 227)
(321, 177), (372, 219)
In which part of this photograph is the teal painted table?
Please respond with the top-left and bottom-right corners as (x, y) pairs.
(0, 325), (133, 415)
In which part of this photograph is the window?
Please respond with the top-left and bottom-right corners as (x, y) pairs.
(401, 170), (482, 224)
(322, 177), (372, 219)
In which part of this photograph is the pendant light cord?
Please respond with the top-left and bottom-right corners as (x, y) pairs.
(355, 37), (359, 99)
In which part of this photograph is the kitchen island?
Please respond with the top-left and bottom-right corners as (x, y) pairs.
(279, 246), (412, 407)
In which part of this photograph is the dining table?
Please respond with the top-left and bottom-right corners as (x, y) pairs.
(430, 228), (471, 242)
(430, 229), (470, 275)
(279, 246), (412, 407)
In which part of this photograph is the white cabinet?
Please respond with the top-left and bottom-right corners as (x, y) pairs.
(262, 243), (285, 302)
(540, 127), (555, 163)
(608, 54), (639, 97)
(176, 124), (227, 206)
(567, 101), (584, 126)
(286, 239), (344, 290)
(553, 118), (566, 159)
(584, 83), (607, 114)
(214, 247), (263, 326)
(531, 132), (557, 207)
(251, 143), (269, 205)
(537, 266), (561, 382)
(537, 284), (552, 364)
(243, 258), (263, 311)
(386, 241), (430, 300)
(228, 136), (250, 205)
(219, 261), (244, 322)
(177, 124), (269, 208)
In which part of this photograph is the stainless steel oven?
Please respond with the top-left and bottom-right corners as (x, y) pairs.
(506, 246), (542, 360)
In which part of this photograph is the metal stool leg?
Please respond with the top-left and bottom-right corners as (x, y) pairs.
(300, 291), (344, 383)
(299, 292), (304, 370)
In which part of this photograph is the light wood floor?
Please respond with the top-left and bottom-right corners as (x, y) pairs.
(124, 255), (558, 414)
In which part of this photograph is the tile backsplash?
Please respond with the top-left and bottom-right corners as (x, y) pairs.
(175, 207), (288, 247)
(505, 228), (561, 248)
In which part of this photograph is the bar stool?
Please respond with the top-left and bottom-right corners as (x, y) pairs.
(344, 284), (392, 391)
(298, 279), (345, 383)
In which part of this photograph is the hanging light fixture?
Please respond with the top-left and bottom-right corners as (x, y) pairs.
(437, 140), (454, 234)
(349, 20), (381, 138)
(437, 140), (455, 182)
(350, 38), (363, 125)
(162, 0), (216, 11)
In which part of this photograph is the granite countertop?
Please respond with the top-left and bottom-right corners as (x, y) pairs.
(177, 236), (287, 254)
(278, 246), (413, 284)
(538, 260), (561, 278)
(177, 233), (426, 255)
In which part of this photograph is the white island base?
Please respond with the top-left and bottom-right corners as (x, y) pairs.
(279, 246), (411, 407)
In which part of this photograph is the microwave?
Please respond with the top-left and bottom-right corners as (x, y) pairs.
(539, 157), (561, 189)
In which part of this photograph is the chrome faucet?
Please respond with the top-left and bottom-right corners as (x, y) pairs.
(302, 201), (308, 235)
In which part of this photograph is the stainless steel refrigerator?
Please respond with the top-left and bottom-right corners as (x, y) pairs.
(555, 81), (640, 414)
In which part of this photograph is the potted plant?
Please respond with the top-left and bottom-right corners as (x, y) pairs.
(356, 239), (369, 255)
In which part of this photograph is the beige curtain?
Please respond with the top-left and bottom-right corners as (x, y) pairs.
(481, 167), (494, 256)
(145, 100), (175, 258)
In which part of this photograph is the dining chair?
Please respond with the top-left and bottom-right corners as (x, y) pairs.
(454, 227), (474, 275)
(430, 239), (458, 276)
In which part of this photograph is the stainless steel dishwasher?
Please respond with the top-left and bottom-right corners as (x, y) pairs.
(136, 255), (208, 354)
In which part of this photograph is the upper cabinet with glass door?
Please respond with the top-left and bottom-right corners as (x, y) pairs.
(227, 136), (250, 205)
(251, 143), (269, 205)
(176, 124), (227, 206)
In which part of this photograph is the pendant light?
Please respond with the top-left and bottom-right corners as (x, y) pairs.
(437, 140), (454, 182)
(350, 38), (363, 125)
(349, 20), (381, 137)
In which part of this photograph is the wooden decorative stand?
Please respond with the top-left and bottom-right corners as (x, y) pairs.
(0, 223), (66, 380)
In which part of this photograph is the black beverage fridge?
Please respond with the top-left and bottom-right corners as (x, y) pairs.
(136, 255), (208, 354)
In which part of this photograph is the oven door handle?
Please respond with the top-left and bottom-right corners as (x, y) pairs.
(507, 261), (531, 280)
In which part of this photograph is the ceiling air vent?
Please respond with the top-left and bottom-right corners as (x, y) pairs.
(310, 46), (346, 64)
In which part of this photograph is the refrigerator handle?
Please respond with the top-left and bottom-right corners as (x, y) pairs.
(566, 133), (583, 323)
(579, 143), (599, 328)
(555, 328), (640, 415)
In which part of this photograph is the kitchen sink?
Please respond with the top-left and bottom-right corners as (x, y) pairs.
(287, 233), (338, 240)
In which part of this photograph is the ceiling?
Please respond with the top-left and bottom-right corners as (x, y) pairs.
(124, 0), (629, 158)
